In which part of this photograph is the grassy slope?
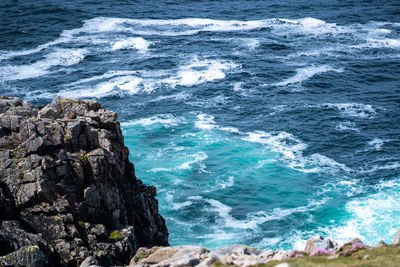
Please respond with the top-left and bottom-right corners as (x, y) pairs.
(213, 245), (400, 267)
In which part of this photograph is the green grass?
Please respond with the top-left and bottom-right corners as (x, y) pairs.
(212, 246), (400, 267)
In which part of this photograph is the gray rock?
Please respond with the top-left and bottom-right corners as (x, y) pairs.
(173, 256), (200, 267)
(271, 250), (288, 261)
(131, 246), (209, 267)
(233, 254), (264, 266)
(304, 235), (338, 253)
(259, 249), (275, 259)
(0, 97), (169, 266)
(213, 244), (262, 257)
(375, 240), (387, 247)
(79, 256), (101, 267)
(1, 245), (47, 267)
(197, 254), (219, 267)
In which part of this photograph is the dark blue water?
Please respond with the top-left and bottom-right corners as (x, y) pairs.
(1, 0), (400, 250)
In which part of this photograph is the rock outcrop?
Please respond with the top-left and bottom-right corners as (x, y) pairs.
(0, 97), (168, 266)
(304, 235), (338, 254)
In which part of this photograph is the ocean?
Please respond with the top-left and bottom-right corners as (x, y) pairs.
(1, 0), (400, 250)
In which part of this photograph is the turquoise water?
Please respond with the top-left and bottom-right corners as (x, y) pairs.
(1, 0), (400, 250)
(122, 113), (400, 250)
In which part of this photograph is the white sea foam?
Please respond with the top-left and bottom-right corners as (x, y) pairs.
(219, 126), (240, 134)
(187, 194), (328, 236)
(150, 167), (173, 172)
(242, 130), (351, 173)
(111, 37), (151, 52)
(233, 82), (244, 91)
(70, 63), (233, 98)
(336, 121), (359, 132)
(62, 75), (144, 98)
(368, 138), (384, 151)
(121, 114), (185, 127)
(360, 162), (400, 174)
(272, 65), (343, 86)
(150, 92), (192, 102)
(171, 59), (238, 87)
(324, 103), (377, 118)
(325, 179), (400, 246)
(238, 38), (260, 50)
(366, 38), (400, 49)
(171, 201), (193, 211)
(220, 176), (235, 189)
(0, 48), (87, 81)
(194, 114), (216, 130)
(67, 70), (138, 86)
(178, 152), (208, 171)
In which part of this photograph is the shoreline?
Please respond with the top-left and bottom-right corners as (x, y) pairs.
(0, 96), (399, 267)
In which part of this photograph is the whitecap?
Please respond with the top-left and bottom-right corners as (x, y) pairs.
(111, 37), (151, 52)
(335, 121), (359, 132)
(0, 48), (87, 81)
(67, 70), (138, 86)
(61, 75), (144, 98)
(194, 114), (216, 130)
(366, 38), (400, 49)
(172, 59), (238, 87)
(242, 130), (350, 173)
(272, 65), (343, 86)
(324, 103), (377, 118)
(325, 179), (400, 246)
(149, 167), (173, 172)
(360, 162), (400, 174)
(276, 17), (348, 35)
(178, 152), (208, 171)
(171, 201), (193, 211)
(121, 114), (185, 127)
(150, 92), (191, 102)
(220, 176), (235, 189)
(368, 138), (384, 151)
(233, 82), (244, 92)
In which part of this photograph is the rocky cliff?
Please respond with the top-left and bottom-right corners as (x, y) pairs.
(0, 97), (169, 266)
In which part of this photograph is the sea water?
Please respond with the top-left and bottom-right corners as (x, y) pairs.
(1, 0), (400, 250)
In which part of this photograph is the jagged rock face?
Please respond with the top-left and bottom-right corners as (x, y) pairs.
(0, 97), (169, 266)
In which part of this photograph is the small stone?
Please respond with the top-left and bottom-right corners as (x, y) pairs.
(275, 263), (290, 267)
(375, 240), (387, 247)
(327, 254), (339, 259)
(271, 250), (288, 261)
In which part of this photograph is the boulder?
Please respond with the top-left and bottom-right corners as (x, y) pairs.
(338, 238), (366, 257)
(304, 235), (338, 253)
(375, 240), (387, 248)
(270, 250), (289, 261)
(131, 246), (209, 267)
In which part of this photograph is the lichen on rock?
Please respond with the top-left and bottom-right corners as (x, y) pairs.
(0, 97), (168, 266)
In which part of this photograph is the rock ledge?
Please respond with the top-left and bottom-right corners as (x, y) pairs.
(0, 97), (168, 266)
